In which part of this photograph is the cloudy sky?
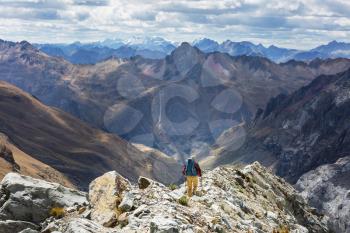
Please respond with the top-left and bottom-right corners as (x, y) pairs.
(0, 0), (350, 49)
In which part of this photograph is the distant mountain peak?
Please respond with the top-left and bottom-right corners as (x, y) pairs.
(172, 42), (202, 56)
(179, 41), (192, 47)
(192, 37), (216, 43)
(328, 40), (339, 45)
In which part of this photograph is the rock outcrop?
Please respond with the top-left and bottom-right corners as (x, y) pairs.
(0, 144), (20, 172)
(89, 171), (131, 227)
(0, 172), (87, 224)
(0, 220), (39, 233)
(0, 162), (330, 233)
(296, 156), (350, 233)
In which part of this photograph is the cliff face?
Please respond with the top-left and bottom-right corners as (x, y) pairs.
(252, 69), (350, 183)
(0, 162), (329, 233)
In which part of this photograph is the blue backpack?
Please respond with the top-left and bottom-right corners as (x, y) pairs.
(185, 159), (197, 176)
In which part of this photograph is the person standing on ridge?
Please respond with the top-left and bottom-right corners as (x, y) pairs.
(182, 157), (202, 197)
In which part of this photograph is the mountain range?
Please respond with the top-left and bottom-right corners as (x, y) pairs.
(33, 37), (350, 64)
(34, 37), (176, 64)
(2, 39), (350, 162)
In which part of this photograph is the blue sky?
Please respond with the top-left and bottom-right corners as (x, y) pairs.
(0, 0), (350, 49)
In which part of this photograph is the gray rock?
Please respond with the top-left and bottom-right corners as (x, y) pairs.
(41, 220), (60, 233)
(57, 218), (118, 233)
(0, 173), (87, 223)
(0, 220), (39, 233)
(150, 216), (179, 233)
(119, 192), (134, 212)
(296, 156), (350, 233)
(81, 209), (91, 219)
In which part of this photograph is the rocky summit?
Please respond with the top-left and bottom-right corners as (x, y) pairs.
(0, 162), (329, 233)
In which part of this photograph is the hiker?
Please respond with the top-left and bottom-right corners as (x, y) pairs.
(182, 157), (202, 197)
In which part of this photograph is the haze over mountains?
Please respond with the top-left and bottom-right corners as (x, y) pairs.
(34, 37), (350, 64)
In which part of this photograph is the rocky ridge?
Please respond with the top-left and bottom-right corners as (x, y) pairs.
(296, 156), (350, 233)
(0, 162), (329, 233)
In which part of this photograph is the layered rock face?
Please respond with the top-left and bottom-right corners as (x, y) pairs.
(0, 173), (87, 224)
(0, 173), (88, 233)
(0, 162), (329, 233)
(296, 156), (350, 233)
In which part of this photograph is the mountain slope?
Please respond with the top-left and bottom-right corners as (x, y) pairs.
(0, 81), (181, 189)
(1, 40), (350, 161)
(206, 68), (350, 182)
(0, 133), (74, 188)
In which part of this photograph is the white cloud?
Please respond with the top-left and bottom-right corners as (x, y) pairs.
(0, 0), (349, 49)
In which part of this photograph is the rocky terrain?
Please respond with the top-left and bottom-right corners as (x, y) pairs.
(296, 156), (350, 233)
(1, 39), (350, 160)
(204, 68), (350, 232)
(0, 162), (330, 233)
(0, 81), (181, 189)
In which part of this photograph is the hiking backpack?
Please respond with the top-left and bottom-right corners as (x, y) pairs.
(185, 159), (197, 176)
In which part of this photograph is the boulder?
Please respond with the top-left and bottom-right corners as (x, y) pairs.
(138, 176), (152, 189)
(150, 216), (179, 233)
(88, 171), (131, 227)
(0, 220), (39, 233)
(0, 173), (87, 223)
